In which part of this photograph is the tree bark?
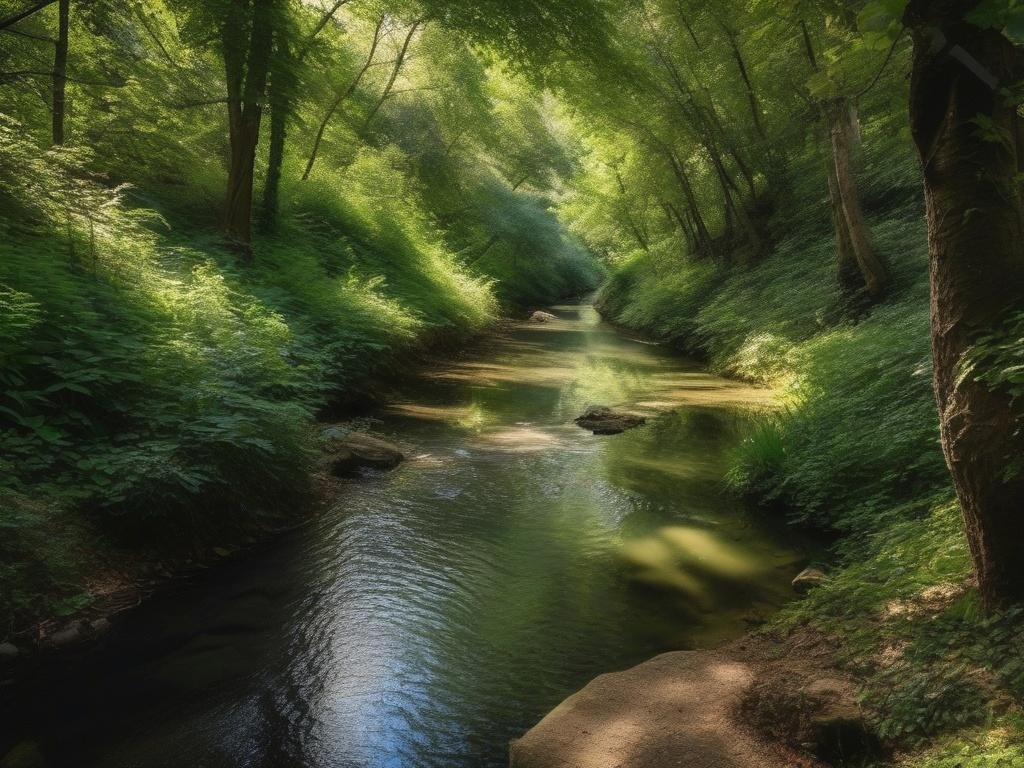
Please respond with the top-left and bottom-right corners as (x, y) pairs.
(51, 0), (68, 145)
(666, 200), (695, 252)
(906, 1), (1024, 609)
(725, 30), (766, 141)
(222, 0), (275, 259)
(826, 158), (861, 293)
(261, 94), (287, 233)
(828, 97), (889, 298)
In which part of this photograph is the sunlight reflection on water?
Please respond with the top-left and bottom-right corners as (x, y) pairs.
(3, 303), (805, 768)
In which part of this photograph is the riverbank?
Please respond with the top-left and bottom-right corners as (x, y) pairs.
(511, 632), (850, 768)
(1, 302), (808, 768)
(0, 319), (484, 668)
(571, 197), (1024, 764)
(0, 98), (601, 657)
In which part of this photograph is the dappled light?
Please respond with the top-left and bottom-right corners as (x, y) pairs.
(2, 0), (1023, 767)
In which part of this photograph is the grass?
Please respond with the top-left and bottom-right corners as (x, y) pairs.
(594, 121), (1024, 764)
(0, 115), (599, 636)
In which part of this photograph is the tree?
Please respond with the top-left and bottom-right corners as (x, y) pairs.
(221, 0), (279, 260)
(302, 12), (386, 181)
(905, 0), (1024, 608)
(261, 0), (349, 232)
(51, 0), (68, 145)
(799, 13), (890, 299)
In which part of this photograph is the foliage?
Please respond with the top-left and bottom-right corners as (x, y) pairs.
(959, 307), (1024, 480)
(0, 0), (600, 632)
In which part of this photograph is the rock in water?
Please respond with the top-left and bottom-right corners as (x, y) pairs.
(329, 432), (405, 475)
(530, 311), (558, 323)
(574, 406), (646, 435)
(792, 566), (829, 594)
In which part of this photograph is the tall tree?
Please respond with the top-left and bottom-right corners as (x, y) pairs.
(905, 0), (1024, 608)
(800, 16), (889, 299)
(51, 0), (69, 145)
(221, 0), (278, 259)
(261, 0), (349, 232)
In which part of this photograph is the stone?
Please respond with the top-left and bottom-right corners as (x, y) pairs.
(574, 406), (646, 435)
(329, 432), (405, 475)
(322, 425), (348, 441)
(48, 622), (83, 648)
(0, 643), (18, 661)
(89, 618), (111, 635)
(792, 566), (829, 594)
(529, 311), (559, 323)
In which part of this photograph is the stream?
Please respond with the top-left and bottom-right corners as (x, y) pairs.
(1, 303), (807, 768)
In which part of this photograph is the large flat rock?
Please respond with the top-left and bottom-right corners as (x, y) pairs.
(510, 648), (803, 768)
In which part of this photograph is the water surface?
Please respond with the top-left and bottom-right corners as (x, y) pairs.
(2, 303), (804, 768)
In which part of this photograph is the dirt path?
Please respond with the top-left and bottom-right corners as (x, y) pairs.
(510, 643), (820, 768)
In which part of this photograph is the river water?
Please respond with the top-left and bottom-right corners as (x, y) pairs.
(2, 303), (806, 768)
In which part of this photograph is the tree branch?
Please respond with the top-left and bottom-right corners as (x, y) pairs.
(0, 0), (58, 31)
(361, 18), (423, 129)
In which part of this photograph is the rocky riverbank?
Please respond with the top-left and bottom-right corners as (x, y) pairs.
(510, 629), (873, 768)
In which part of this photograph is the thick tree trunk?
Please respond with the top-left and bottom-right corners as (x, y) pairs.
(829, 97), (889, 298)
(51, 0), (68, 145)
(259, 1), (349, 230)
(906, 1), (1024, 608)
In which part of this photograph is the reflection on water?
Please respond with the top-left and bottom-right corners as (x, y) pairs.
(1, 304), (804, 768)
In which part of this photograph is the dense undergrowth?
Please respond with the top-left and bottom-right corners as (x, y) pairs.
(0, 35), (597, 634)
(588, 83), (1024, 768)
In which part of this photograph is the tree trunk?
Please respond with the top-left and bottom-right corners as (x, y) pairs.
(614, 169), (649, 251)
(222, 0), (275, 260)
(829, 97), (888, 298)
(51, 0), (69, 145)
(260, 34), (292, 234)
(260, 1), (350, 231)
(666, 200), (695, 252)
(706, 143), (763, 259)
(726, 32), (766, 141)
(826, 158), (861, 293)
(260, 100), (287, 233)
(667, 150), (715, 261)
(906, 1), (1024, 609)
